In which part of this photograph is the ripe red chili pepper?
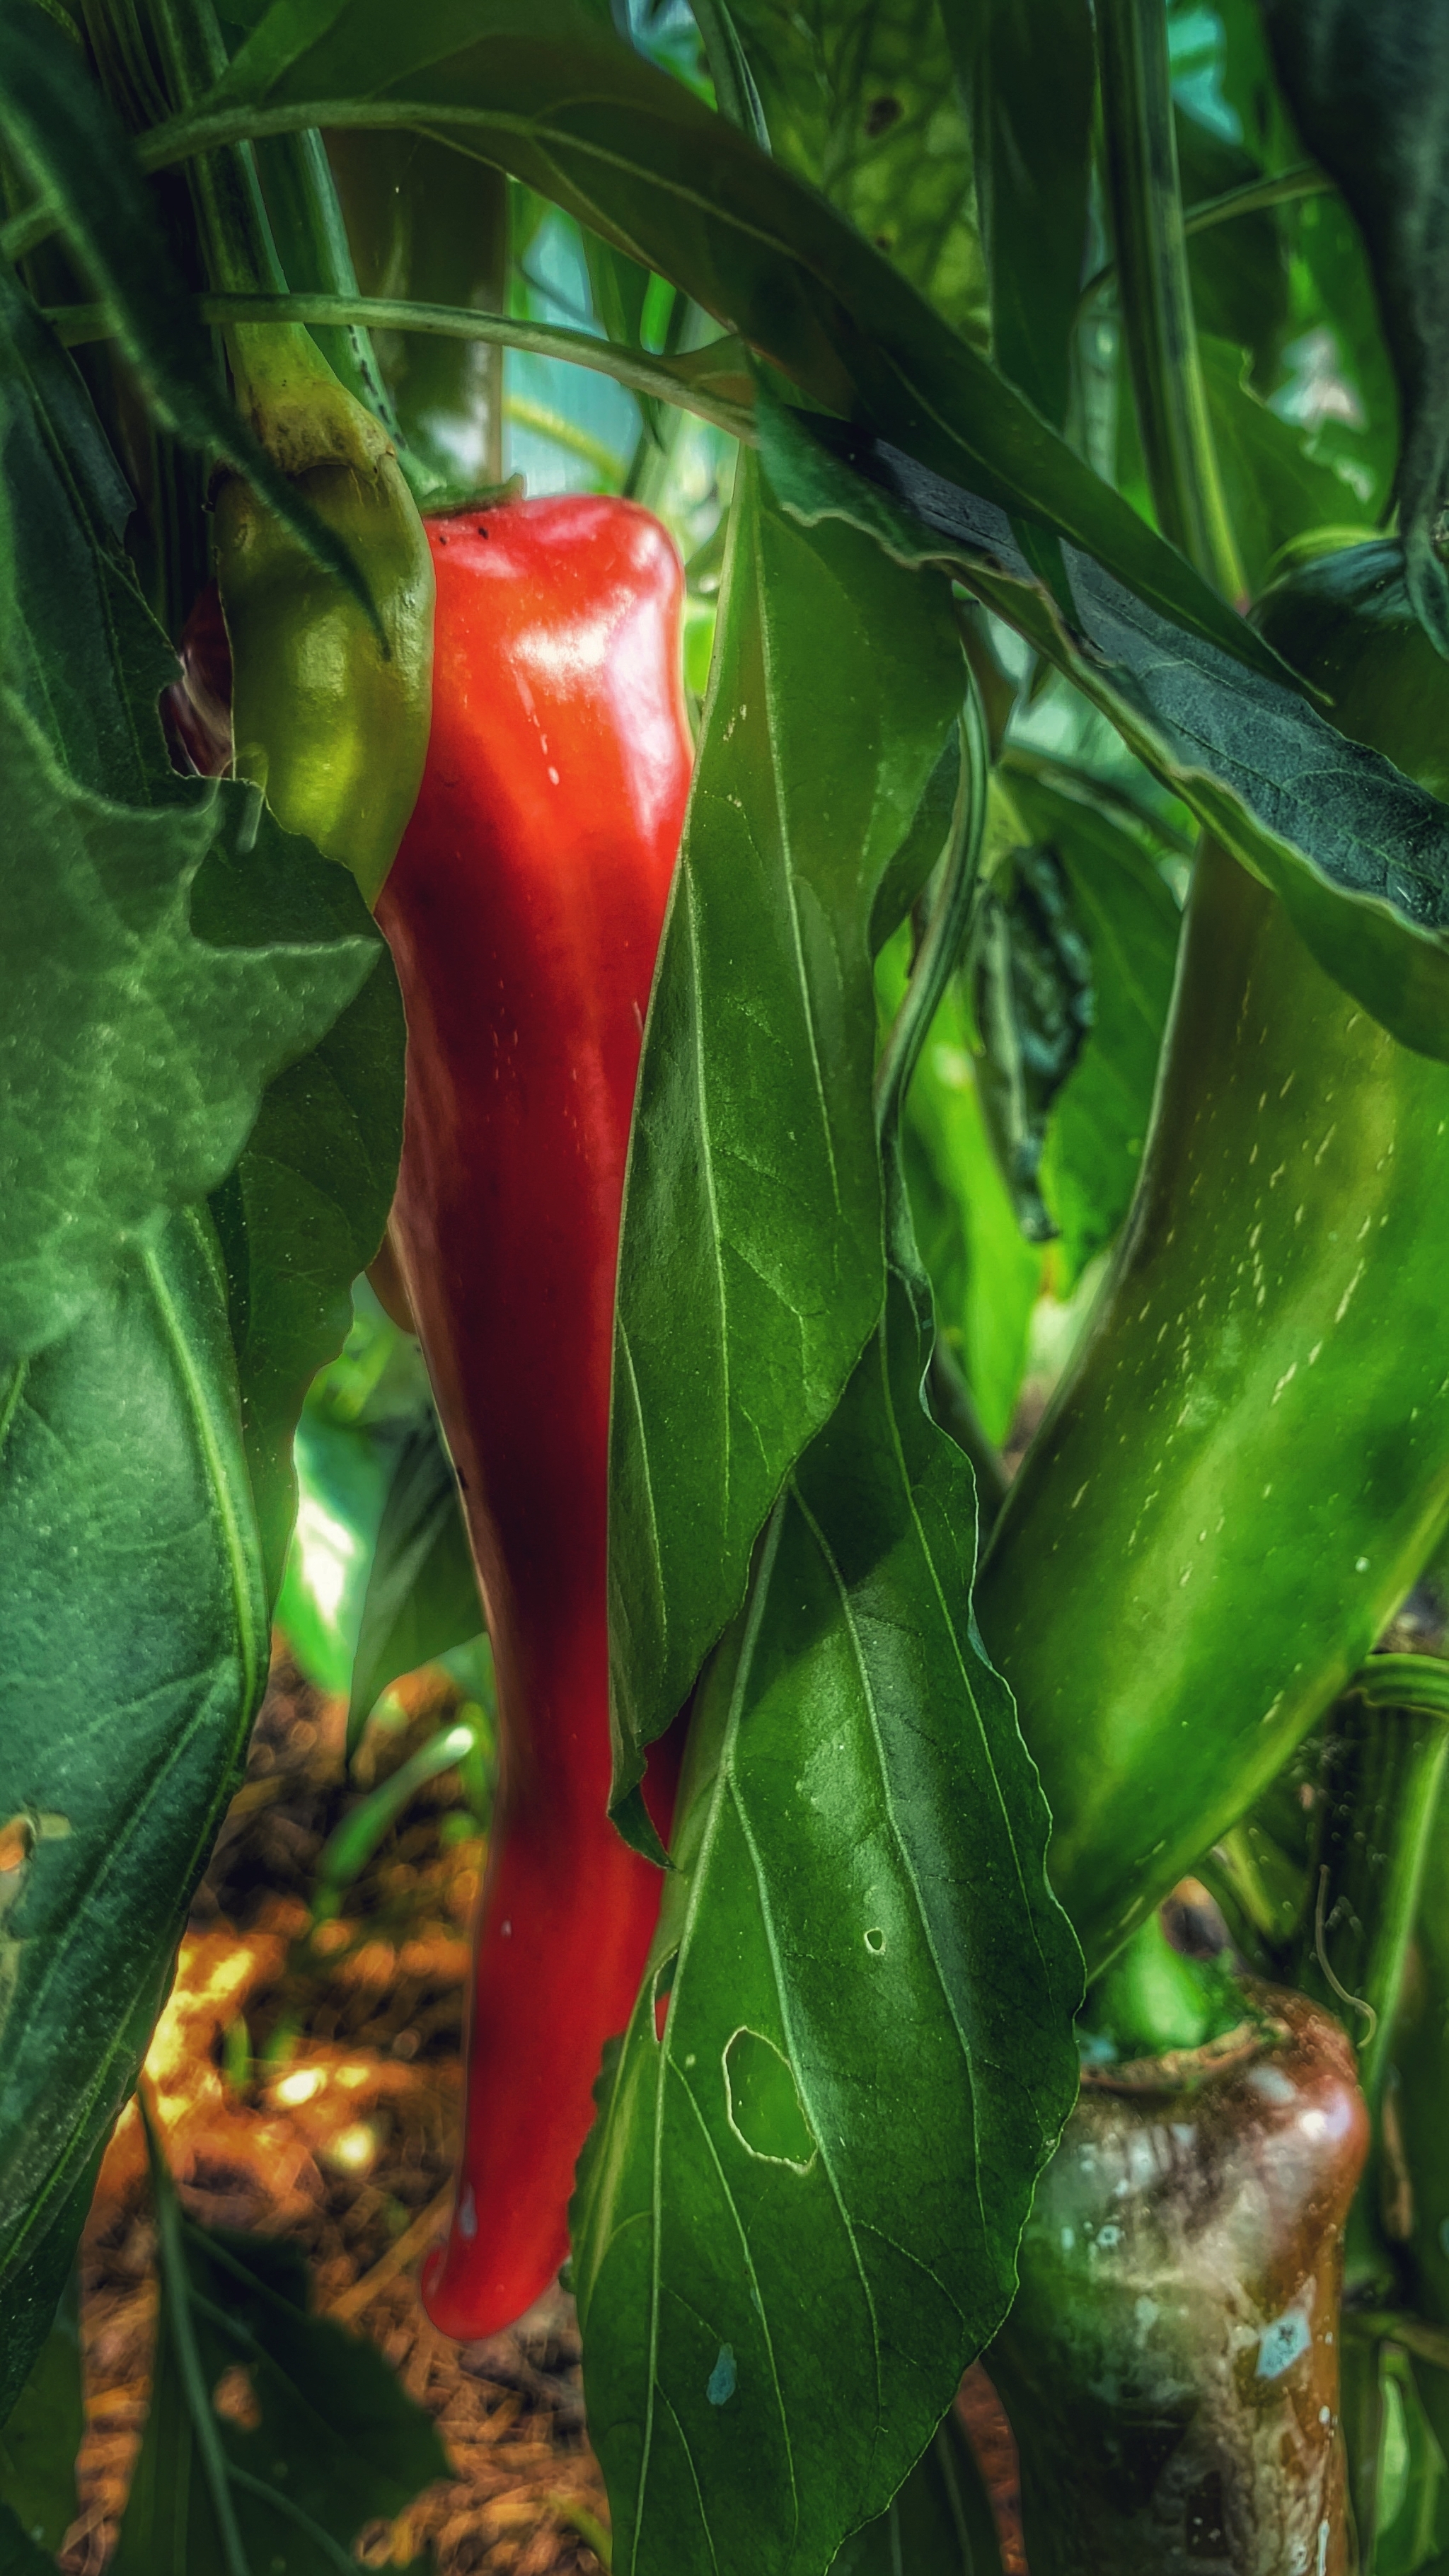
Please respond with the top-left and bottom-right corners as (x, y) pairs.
(374, 497), (693, 2338)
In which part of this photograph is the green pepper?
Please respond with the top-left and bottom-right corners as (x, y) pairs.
(976, 542), (1449, 1975)
(992, 1982), (1368, 2575)
(214, 325), (434, 908)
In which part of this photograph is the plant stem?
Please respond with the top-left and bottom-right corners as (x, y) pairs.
(139, 2089), (253, 2576)
(1079, 1907), (1244, 2063)
(142, 0), (284, 298)
(1306, 1665), (1449, 2124)
(1095, 0), (1245, 602)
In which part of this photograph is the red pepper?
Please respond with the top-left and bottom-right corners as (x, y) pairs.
(375, 497), (693, 2338)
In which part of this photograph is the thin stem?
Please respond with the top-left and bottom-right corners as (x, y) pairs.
(142, 0), (285, 296)
(1078, 161), (1332, 310)
(45, 290), (757, 443)
(874, 681), (990, 1149)
(1095, 0), (1245, 601)
(139, 2088), (253, 2576)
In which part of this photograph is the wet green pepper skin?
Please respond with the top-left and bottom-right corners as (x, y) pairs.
(993, 1990), (1368, 2575)
(976, 545), (1449, 1975)
(214, 434), (433, 908)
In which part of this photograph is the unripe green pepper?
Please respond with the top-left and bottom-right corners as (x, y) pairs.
(976, 543), (1449, 1974)
(214, 326), (434, 906)
(992, 1985), (1368, 2575)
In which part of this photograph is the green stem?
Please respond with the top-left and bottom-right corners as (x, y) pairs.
(46, 292), (757, 443)
(874, 682), (990, 1149)
(1095, 0), (1245, 601)
(139, 2091), (253, 2576)
(142, 0), (284, 297)
(1078, 161), (1332, 310)
(1307, 1663), (1449, 2123)
(250, 130), (398, 431)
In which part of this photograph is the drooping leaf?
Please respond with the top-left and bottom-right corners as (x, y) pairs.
(347, 1409), (483, 1748)
(725, 0), (988, 342)
(0, 686), (385, 1370)
(154, 0), (1287, 681)
(575, 1162), (1080, 2576)
(758, 398), (1449, 1061)
(1008, 764), (1182, 1285)
(0, 1210), (267, 2323)
(1177, 108), (1291, 387)
(112, 2190), (447, 2572)
(0, 2139), (103, 2432)
(1198, 333), (1373, 597)
(1260, 0), (1449, 656)
(829, 2403), (1004, 2575)
(0, 2271), (81, 2546)
(948, 0), (1095, 429)
(608, 455), (962, 1814)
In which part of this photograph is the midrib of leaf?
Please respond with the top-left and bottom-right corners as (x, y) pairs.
(756, 538), (848, 1233)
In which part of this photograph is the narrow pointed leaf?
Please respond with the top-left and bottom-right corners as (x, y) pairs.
(347, 1409), (483, 1745)
(608, 457), (962, 1800)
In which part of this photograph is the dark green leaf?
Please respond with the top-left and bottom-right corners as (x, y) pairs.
(0, 1209), (267, 2301)
(0, 2138), (103, 2432)
(1008, 765), (1181, 1283)
(0, 272), (173, 804)
(0, 2502), (54, 2572)
(726, 0), (987, 342)
(1178, 109), (1290, 385)
(0, 684), (385, 1369)
(829, 2405), (1003, 2575)
(1260, 0), (1449, 655)
(113, 2202), (447, 2572)
(0, 2272), (81, 2546)
(0, 6), (377, 626)
(347, 1409), (483, 1746)
(608, 456), (962, 1807)
(952, 0), (1095, 429)
(156, 0), (1286, 680)
(576, 1166), (1080, 2576)
(758, 398), (1449, 1061)
(970, 844), (1093, 1246)
(200, 853), (405, 1600)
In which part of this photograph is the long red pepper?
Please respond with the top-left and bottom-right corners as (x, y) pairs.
(375, 497), (692, 2337)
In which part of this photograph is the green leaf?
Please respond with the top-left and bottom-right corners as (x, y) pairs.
(0, 2502), (54, 2572)
(1260, 0), (1449, 657)
(725, 0), (988, 342)
(952, 0), (1095, 429)
(347, 1410), (483, 1748)
(969, 842), (1094, 1248)
(575, 1167), (1080, 2576)
(0, 2272), (81, 2548)
(1010, 766), (1182, 1285)
(0, 1209), (267, 2308)
(200, 855), (405, 1600)
(0, 685), (386, 1370)
(758, 398), (1449, 1061)
(0, 271), (173, 804)
(829, 2405), (1003, 2575)
(149, 0), (1287, 682)
(0, 2139), (103, 2432)
(608, 454), (962, 1804)
(0, 9), (377, 628)
(1199, 333), (1372, 598)
(113, 2193), (447, 2572)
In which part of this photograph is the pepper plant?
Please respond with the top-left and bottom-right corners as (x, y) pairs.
(7, 0), (1449, 2566)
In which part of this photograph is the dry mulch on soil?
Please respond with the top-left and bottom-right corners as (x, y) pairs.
(57, 1648), (1022, 2572)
